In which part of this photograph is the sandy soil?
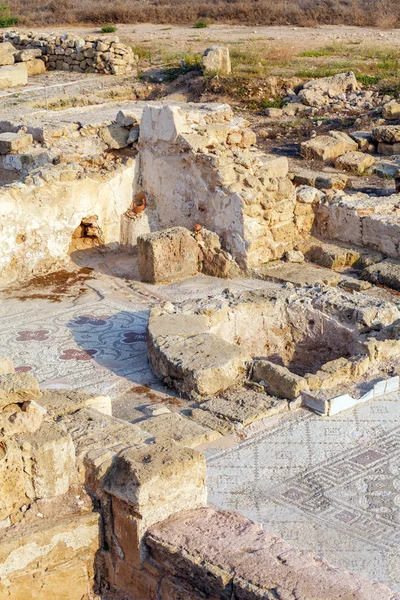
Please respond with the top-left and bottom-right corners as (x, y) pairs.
(9, 23), (400, 54)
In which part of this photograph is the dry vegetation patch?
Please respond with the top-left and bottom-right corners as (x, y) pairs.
(7, 0), (400, 27)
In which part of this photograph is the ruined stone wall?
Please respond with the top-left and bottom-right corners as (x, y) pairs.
(139, 104), (310, 269)
(315, 193), (400, 259)
(0, 31), (137, 75)
(0, 160), (138, 285)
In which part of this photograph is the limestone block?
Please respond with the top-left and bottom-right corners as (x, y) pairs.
(349, 130), (372, 151)
(258, 154), (289, 178)
(189, 407), (235, 436)
(335, 151), (375, 174)
(0, 373), (41, 409)
(99, 123), (129, 149)
(37, 388), (112, 417)
(25, 58), (46, 76)
(372, 125), (400, 144)
(363, 258), (400, 291)
(383, 100), (400, 121)
(0, 438), (26, 520)
(15, 48), (42, 62)
(0, 63), (28, 86)
(0, 73), (12, 89)
(252, 360), (309, 400)
(200, 388), (288, 426)
(202, 46), (231, 75)
(149, 332), (250, 398)
(148, 312), (209, 340)
(137, 227), (200, 284)
(139, 104), (188, 144)
(0, 512), (99, 600)
(300, 132), (357, 161)
(120, 211), (151, 251)
(301, 71), (359, 97)
(0, 356), (15, 375)
(139, 412), (219, 447)
(105, 441), (206, 567)
(0, 42), (15, 66)
(60, 408), (149, 478)
(116, 109), (139, 127)
(377, 142), (400, 155)
(0, 132), (33, 155)
(17, 421), (76, 499)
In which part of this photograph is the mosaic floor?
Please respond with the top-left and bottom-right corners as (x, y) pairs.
(207, 395), (400, 591)
(1, 259), (400, 590)
(0, 265), (277, 398)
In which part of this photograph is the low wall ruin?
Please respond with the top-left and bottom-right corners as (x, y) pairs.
(1, 359), (398, 600)
(0, 31), (137, 75)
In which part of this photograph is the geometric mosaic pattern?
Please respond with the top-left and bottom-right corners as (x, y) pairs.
(207, 398), (400, 591)
(272, 426), (400, 551)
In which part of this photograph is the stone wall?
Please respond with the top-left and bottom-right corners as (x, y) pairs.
(0, 159), (138, 285)
(139, 104), (311, 269)
(0, 31), (137, 75)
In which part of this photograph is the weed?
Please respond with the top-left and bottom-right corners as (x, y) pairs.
(193, 19), (208, 28)
(0, 3), (18, 27)
(101, 23), (117, 33)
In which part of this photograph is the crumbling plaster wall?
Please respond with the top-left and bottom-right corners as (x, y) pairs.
(0, 160), (138, 285)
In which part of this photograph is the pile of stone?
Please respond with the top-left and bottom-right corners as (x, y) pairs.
(1, 31), (138, 75)
(372, 125), (400, 155)
(280, 71), (383, 113)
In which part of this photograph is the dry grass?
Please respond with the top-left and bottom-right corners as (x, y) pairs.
(7, 0), (400, 28)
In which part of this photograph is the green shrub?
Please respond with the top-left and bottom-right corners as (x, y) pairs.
(193, 19), (208, 28)
(101, 24), (117, 33)
(0, 4), (18, 28)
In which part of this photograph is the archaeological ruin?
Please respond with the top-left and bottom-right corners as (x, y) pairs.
(0, 31), (400, 600)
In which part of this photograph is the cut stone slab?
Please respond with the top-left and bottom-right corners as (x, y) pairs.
(138, 412), (220, 447)
(0, 373), (41, 409)
(257, 261), (341, 287)
(300, 131), (357, 162)
(189, 408), (236, 436)
(293, 168), (348, 190)
(146, 507), (396, 600)
(362, 258), (400, 291)
(0, 132), (33, 155)
(148, 312), (209, 340)
(138, 227), (200, 284)
(59, 408), (150, 471)
(200, 387), (288, 427)
(38, 389), (112, 417)
(0, 63), (28, 86)
(25, 58), (46, 76)
(299, 237), (383, 270)
(350, 130), (372, 151)
(335, 151), (375, 174)
(252, 359), (309, 400)
(15, 48), (42, 62)
(148, 332), (250, 399)
(0, 437), (26, 520)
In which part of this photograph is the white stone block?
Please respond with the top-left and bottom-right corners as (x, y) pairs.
(373, 379), (387, 399)
(328, 394), (355, 416)
(385, 375), (399, 394)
